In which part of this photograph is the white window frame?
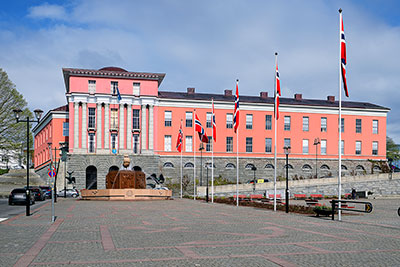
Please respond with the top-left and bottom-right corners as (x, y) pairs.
(133, 134), (139, 154)
(133, 82), (140, 96)
(111, 81), (118, 95)
(164, 111), (172, 127)
(246, 114), (253, 129)
(164, 135), (172, 152)
(302, 139), (309, 154)
(372, 141), (378, 155)
(372, 120), (378, 134)
(63, 122), (69, 136)
(186, 112), (193, 127)
(284, 116), (291, 131)
(132, 109), (140, 129)
(265, 138), (272, 153)
(206, 113), (212, 128)
(88, 133), (95, 153)
(88, 80), (96, 94)
(246, 137), (253, 152)
(226, 113), (233, 129)
(88, 108), (96, 129)
(284, 138), (291, 148)
(321, 140), (327, 155)
(356, 119), (362, 133)
(321, 117), (327, 132)
(303, 116), (309, 132)
(110, 109), (118, 129)
(226, 137), (233, 152)
(185, 136), (192, 152)
(355, 141), (362, 155)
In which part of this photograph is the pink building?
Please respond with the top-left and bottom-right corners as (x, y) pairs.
(33, 67), (389, 190)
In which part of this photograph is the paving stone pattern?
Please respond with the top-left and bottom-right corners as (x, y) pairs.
(1, 198), (400, 266)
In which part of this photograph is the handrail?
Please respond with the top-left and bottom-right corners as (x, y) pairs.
(331, 199), (373, 220)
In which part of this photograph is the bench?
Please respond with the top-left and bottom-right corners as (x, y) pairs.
(310, 194), (323, 200)
(294, 194), (307, 200)
(269, 194), (281, 199)
(250, 194), (263, 201)
(305, 199), (319, 206)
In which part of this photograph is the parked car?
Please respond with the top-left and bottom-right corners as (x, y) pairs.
(57, 189), (79, 198)
(246, 179), (269, 184)
(39, 186), (52, 199)
(25, 187), (46, 201)
(9, 188), (35, 205)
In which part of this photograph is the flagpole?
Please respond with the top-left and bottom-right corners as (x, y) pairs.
(274, 52), (278, 212)
(211, 98), (214, 203)
(236, 79), (239, 207)
(180, 120), (183, 199)
(338, 9), (343, 221)
(193, 109), (196, 200)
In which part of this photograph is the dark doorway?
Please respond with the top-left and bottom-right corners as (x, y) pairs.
(106, 166), (119, 189)
(133, 166), (142, 171)
(86, 165), (97, 189)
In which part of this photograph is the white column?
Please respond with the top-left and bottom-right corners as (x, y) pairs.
(127, 105), (132, 150)
(119, 104), (125, 150)
(104, 104), (110, 149)
(81, 103), (87, 150)
(141, 105), (147, 151)
(74, 102), (79, 149)
(148, 105), (154, 151)
(97, 103), (102, 149)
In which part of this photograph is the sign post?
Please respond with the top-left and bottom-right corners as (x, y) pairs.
(48, 166), (56, 223)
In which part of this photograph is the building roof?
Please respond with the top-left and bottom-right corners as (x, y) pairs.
(51, 105), (69, 112)
(158, 91), (390, 111)
(62, 67), (166, 92)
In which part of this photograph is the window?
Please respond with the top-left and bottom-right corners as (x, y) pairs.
(340, 118), (344, 133)
(132, 109), (140, 129)
(110, 109), (118, 129)
(265, 138), (272, 153)
(302, 164), (312, 171)
(226, 137), (233, 152)
(265, 115), (272, 130)
(372, 141), (378, 155)
(303, 117), (309, 131)
(245, 163), (255, 169)
(265, 164), (274, 169)
(184, 162), (194, 168)
(340, 140), (344, 155)
(225, 163), (235, 169)
(111, 133), (118, 150)
(111, 81), (119, 94)
(164, 135), (171, 151)
(226, 113), (233, 129)
(163, 162), (174, 168)
(321, 140), (327, 155)
(88, 108), (96, 128)
(284, 138), (291, 148)
(88, 133), (95, 153)
(63, 122), (69, 136)
(284, 116), (291, 131)
(164, 111), (172, 127)
(186, 112), (193, 127)
(246, 114), (253, 129)
(356, 119), (362, 133)
(302, 139), (309, 154)
(133, 82), (140, 95)
(246, 137), (253, 152)
(321, 117), (327, 132)
(206, 137), (212, 151)
(133, 134), (139, 154)
(206, 113), (212, 128)
(88, 80), (96, 94)
(355, 141), (361, 155)
(372, 120), (378, 134)
(185, 136), (192, 152)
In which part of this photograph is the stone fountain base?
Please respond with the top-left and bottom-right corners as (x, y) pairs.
(80, 188), (172, 201)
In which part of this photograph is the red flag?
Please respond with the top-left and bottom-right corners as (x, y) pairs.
(176, 121), (183, 152)
(212, 98), (216, 142)
(233, 80), (239, 133)
(275, 62), (281, 119)
(340, 10), (349, 97)
(195, 113), (208, 143)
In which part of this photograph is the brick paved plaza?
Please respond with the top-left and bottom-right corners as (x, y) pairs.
(1, 198), (400, 266)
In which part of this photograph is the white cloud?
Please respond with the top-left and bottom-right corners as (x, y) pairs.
(27, 3), (66, 20)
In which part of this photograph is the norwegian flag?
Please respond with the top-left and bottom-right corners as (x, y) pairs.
(340, 10), (349, 97)
(176, 121), (183, 152)
(275, 61), (281, 119)
(195, 113), (208, 143)
(233, 80), (239, 133)
(212, 98), (216, 142)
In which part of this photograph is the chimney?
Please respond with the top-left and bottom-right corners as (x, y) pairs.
(327, 96), (335, 102)
(294, 93), (302, 100)
(224, 89), (232, 97)
(187, 87), (195, 94)
(260, 92), (268, 99)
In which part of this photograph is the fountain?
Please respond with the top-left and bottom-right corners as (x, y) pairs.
(81, 155), (172, 200)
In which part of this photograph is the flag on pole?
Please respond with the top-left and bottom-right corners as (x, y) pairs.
(233, 80), (239, 133)
(195, 114), (209, 143)
(340, 11), (349, 97)
(212, 98), (217, 142)
(116, 88), (122, 101)
(275, 62), (281, 119)
(176, 121), (183, 152)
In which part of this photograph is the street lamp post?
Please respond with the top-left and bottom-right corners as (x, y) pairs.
(313, 138), (320, 179)
(199, 143), (204, 187)
(251, 166), (257, 193)
(206, 163), (209, 202)
(284, 146), (291, 213)
(13, 108), (43, 216)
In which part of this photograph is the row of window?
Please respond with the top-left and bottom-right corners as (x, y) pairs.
(88, 80), (141, 96)
(164, 135), (380, 155)
(165, 112), (379, 134)
(86, 133), (140, 154)
(87, 108), (140, 130)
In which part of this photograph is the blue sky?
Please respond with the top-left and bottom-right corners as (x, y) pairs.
(1, 0), (400, 143)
